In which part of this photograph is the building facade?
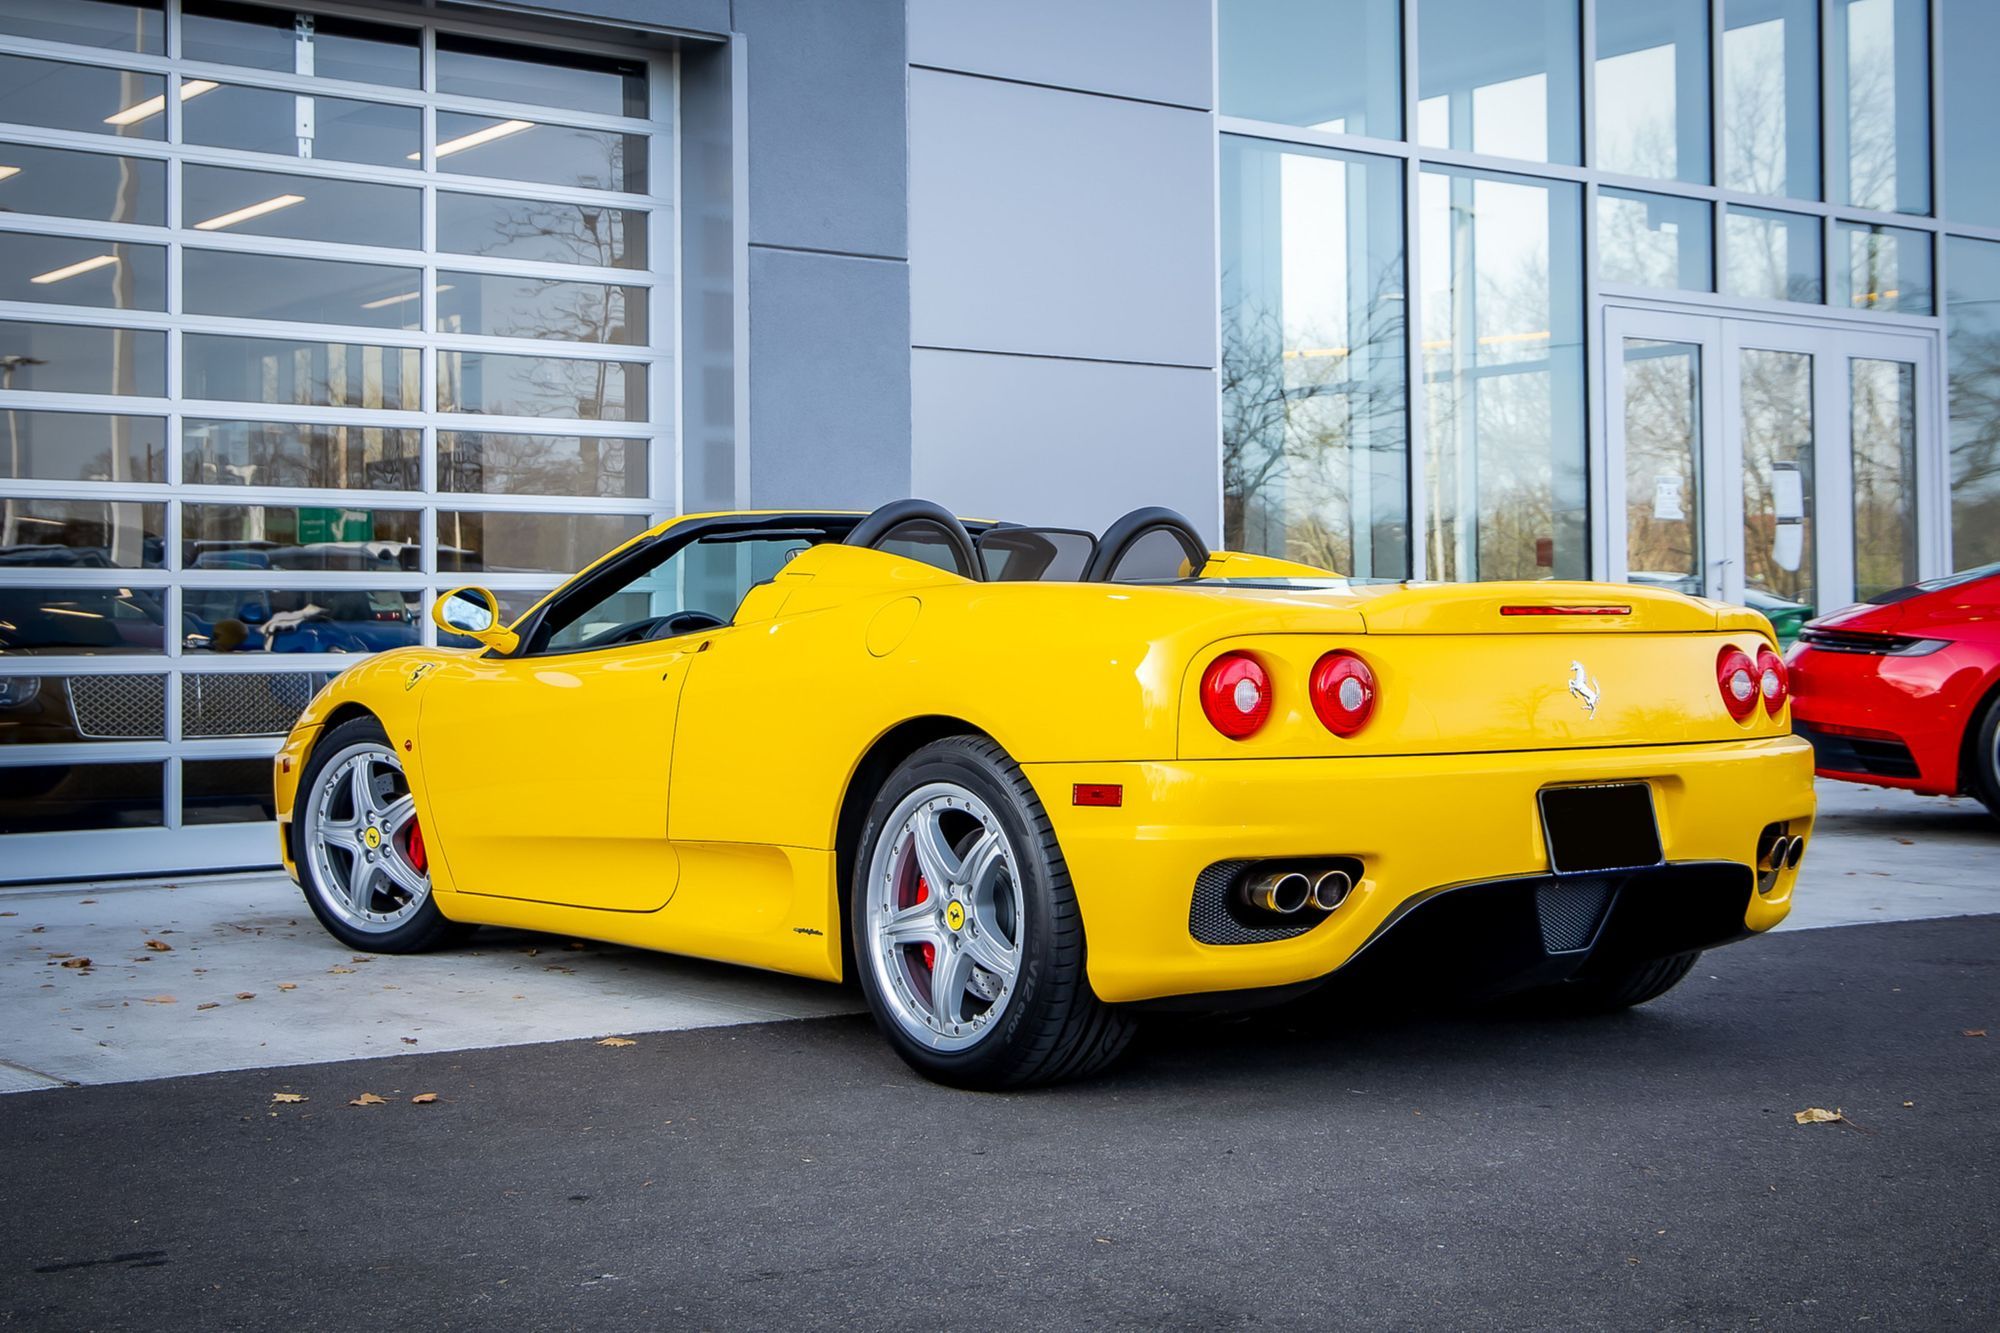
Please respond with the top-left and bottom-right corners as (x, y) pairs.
(1, 0), (1995, 881)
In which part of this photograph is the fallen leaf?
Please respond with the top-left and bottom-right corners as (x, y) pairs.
(78, 899), (96, 904)
(0, 911), (14, 916)
(596, 1037), (636, 1048)
(46, 952), (71, 960)
(565, 942), (586, 951)
(411, 1093), (438, 1104)
(1794, 1107), (1844, 1125)
(271, 1092), (306, 1104)
(31, 925), (44, 933)
(1965, 1029), (1988, 1038)
(400, 1037), (418, 1045)
(144, 939), (172, 952)
(197, 1002), (220, 1011)
(328, 966), (355, 974)
(1903, 1101), (1915, 1107)
(141, 994), (177, 1005)
(1894, 837), (1915, 845)
(349, 1093), (387, 1106)
(235, 992), (256, 1001)
(350, 955), (373, 963)
(59, 957), (91, 969)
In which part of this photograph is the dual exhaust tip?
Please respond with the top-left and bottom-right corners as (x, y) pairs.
(1767, 834), (1806, 870)
(1241, 867), (1353, 916)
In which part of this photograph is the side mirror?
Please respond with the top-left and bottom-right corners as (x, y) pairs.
(432, 586), (519, 654)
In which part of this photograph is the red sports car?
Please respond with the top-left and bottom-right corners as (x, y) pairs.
(1787, 563), (2000, 816)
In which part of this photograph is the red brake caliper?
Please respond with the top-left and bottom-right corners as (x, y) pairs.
(915, 875), (934, 970)
(406, 820), (427, 874)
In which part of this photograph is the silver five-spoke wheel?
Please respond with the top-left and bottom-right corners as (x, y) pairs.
(302, 740), (431, 934)
(863, 781), (1025, 1052)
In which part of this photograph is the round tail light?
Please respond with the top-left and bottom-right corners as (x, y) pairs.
(1199, 651), (1271, 739)
(1309, 650), (1377, 736)
(1756, 645), (1788, 715)
(1717, 646), (1758, 721)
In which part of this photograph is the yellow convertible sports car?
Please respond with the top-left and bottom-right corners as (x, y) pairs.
(273, 500), (1815, 1088)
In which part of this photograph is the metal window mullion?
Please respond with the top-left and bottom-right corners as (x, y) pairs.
(1402, 0), (1427, 582)
(0, 740), (177, 766)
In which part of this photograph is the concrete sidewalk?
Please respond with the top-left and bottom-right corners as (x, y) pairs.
(2, 778), (1993, 1093)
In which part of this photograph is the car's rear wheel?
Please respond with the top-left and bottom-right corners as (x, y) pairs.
(295, 715), (467, 953)
(1536, 950), (1700, 1014)
(851, 736), (1135, 1089)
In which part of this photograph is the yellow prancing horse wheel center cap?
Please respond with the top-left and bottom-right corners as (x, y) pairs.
(363, 826), (382, 850)
(944, 900), (966, 932)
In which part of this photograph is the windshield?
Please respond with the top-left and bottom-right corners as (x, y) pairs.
(534, 530), (825, 654)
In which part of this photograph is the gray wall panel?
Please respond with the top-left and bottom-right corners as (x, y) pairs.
(734, 0), (908, 259)
(748, 248), (911, 508)
(452, 0), (729, 37)
(908, 0), (1212, 108)
(909, 69), (1216, 369)
(911, 349), (1221, 537)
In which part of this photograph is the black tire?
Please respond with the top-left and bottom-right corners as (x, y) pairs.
(1538, 951), (1700, 1015)
(1968, 694), (2000, 820)
(849, 736), (1135, 1089)
(294, 715), (470, 954)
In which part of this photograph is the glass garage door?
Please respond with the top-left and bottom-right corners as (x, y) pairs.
(0, 0), (674, 882)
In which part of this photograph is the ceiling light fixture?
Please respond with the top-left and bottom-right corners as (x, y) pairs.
(104, 78), (219, 127)
(31, 254), (120, 284)
(192, 193), (306, 231)
(415, 119), (534, 161)
(360, 284), (453, 309)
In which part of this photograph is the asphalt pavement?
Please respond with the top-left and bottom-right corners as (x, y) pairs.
(1, 912), (1994, 1331)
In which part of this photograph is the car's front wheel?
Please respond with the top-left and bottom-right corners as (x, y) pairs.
(851, 736), (1134, 1089)
(1969, 694), (2000, 821)
(295, 715), (467, 954)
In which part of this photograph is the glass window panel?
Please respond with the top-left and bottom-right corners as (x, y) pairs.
(182, 757), (280, 823)
(0, 497), (163, 567)
(1597, 189), (1712, 290)
(1723, 0), (1820, 199)
(438, 349), (646, 421)
(184, 419), (421, 491)
(1419, 167), (1587, 581)
(0, 141), (165, 224)
(1220, 137), (1407, 578)
(435, 32), (647, 117)
(438, 431), (648, 499)
(437, 586), (548, 648)
(0, 320), (166, 396)
(0, 586), (166, 654)
(182, 587), (420, 653)
(0, 761), (162, 833)
(1416, 0), (1580, 164)
(1851, 358), (1919, 598)
(1836, 222), (1932, 314)
(432, 113), (645, 193)
(182, 165), (419, 250)
(184, 334), (421, 410)
(435, 270), (645, 345)
(0, 53), (165, 140)
(1722, 206), (1823, 303)
(1620, 339), (1703, 586)
(183, 249), (422, 331)
(1943, 0), (2000, 227)
(185, 84), (420, 168)
(183, 504), (420, 571)
(1947, 236), (2000, 572)
(435, 510), (648, 576)
(181, 1), (419, 88)
(1831, 0), (1931, 214)
(185, 671), (329, 739)
(1740, 348), (1817, 636)
(0, 411), (165, 483)
(0, 0), (163, 54)
(437, 192), (647, 269)
(1217, 0), (1401, 138)
(0, 234), (164, 310)
(1595, 0), (1710, 182)
(0, 672), (163, 743)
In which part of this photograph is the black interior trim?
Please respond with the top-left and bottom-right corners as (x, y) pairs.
(842, 498), (982, 580)
(1082, 506), (1209, 582)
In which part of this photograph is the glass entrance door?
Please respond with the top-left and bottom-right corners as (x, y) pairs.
(1604, 307), (1940, 640)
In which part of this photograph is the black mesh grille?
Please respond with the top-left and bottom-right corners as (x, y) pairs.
(1188, 860), (1322, 946)
(1535, 877), (1616, 953)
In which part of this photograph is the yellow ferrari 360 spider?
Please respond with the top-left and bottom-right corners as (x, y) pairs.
(273, 500), (1815, 1087)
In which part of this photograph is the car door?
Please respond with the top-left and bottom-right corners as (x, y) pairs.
(414, 549), (700, 913)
